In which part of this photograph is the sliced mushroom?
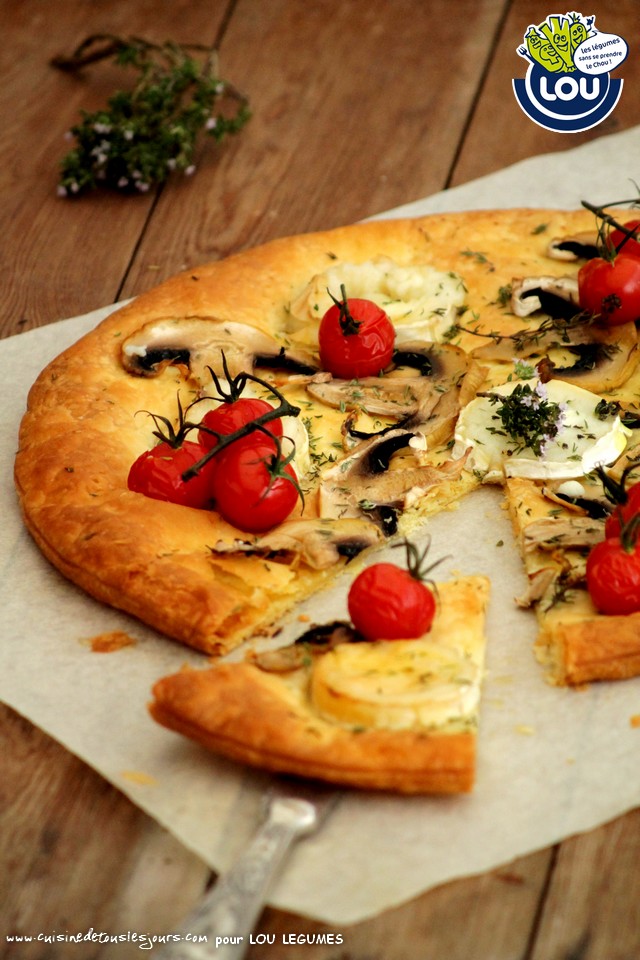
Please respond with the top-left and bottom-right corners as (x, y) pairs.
(252, 621), (360, 673)
(308, 374), (439, 419)
(339, 386), (450, 453)
(121, 317), (319, 382)
(510, 276), (580, 319)
(546, 232), (599, 261)
(472, 315), (638, 393)
(319, 429), (469, 523)
(522, 516), (604, 553)
(306, 341), (469, 419)
(536, 321), (638, 392)
(210, 517), (383, 569)
(541, 480), (612, 519)
(515, 567), (556, 608)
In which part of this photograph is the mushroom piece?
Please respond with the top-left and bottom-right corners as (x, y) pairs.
(308, 374), (438, 419)
(306, 341), (469, 419)
(516, 557), (590, 607)
(121, 317), (319, 383)
(319, 428), (469, 523)
(546, 232), (599, 261)
(535, 321), (638, 393)
(210, 517), (383, 569)
(541, 481), (612, 519)
(252, 621), (360, 673)
(522, 516), (605, 554)
(339, 384), (456, 452)
(515, 567), (557, 608)
(472, 313), (638, 393)
(509, 276), (580, 319)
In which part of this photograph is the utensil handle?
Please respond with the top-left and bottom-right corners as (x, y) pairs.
(157, 801), (313, 959)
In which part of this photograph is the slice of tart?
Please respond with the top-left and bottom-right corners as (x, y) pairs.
(150, 576), (490, 794)
(505, 475), (640, 686)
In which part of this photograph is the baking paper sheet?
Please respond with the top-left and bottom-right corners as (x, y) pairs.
(2, 126), (640, 926)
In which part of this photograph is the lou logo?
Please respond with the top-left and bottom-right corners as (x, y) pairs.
(513, 12), (628, 133)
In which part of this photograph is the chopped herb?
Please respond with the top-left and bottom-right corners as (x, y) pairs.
(483, 382), (566, 456)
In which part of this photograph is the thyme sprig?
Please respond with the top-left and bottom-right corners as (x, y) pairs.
(581, 193), (640, 259)
(480, 381), (566, 457)
(52, 34), (250, 196)
(181, 364), (301, 481)
(451, 311), (595, 353)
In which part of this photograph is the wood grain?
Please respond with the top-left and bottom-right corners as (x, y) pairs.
(450, 0), (640, 186)
(0, 0), (231, 334)
(118, 0), (509, 299)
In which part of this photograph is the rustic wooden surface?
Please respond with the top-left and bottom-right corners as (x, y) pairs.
(2, 1), (639, 957)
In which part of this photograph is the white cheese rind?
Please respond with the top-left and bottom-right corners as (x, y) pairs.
(311, 639), (481, 730)
(289, 257), (466, 343)
(453, 378), (631, 481)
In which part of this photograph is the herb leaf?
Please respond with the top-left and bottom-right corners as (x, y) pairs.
(53, 35), (250, 196)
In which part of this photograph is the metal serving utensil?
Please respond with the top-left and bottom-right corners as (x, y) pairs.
(156, 779), (339, 960)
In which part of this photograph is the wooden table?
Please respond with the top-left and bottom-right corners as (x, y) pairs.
(3, 2), (639, 957)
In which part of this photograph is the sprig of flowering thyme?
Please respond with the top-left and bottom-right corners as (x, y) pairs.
(52, 34), (250, 196)
(481, 381), (567, 456)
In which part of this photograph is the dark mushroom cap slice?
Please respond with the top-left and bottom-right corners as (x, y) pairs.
(509, 276), (580, 319)
(319, 428), (470, 523)
(121, 316), (318, 382)
(210, 516), (384, 570)
(306, 341), (469, 418)
(546, 231), (599, 261)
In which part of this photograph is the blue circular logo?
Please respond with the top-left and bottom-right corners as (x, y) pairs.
(513, 64), (623, 132)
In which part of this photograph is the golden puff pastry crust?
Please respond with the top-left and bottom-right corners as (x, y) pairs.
(150, 577), (490, 793)
(15, 207), (639, 676)
(505, 476), (640, 686)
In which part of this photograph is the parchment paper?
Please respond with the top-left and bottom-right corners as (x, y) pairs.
(2, 126), (640, 926)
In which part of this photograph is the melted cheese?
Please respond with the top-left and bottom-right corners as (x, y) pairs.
(453, 378), (631, 482)
(310, 577), (488, 732)
(289, 257), (466, 343)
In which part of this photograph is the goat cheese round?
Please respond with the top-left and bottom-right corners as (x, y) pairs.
(453, 378), (631, 481)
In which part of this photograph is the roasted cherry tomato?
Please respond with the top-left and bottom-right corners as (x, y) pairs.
(586, 533), (640, 616)
(318, 286), (395, 379)
(604, 482), (640, 538)
(211, 436), (299, 532)
(578, 254), (640, 326)
(607, 218), (640, 259)
(347, 562), (436, 640)
(198, 397), (282, 450)
(128, 440), (216, 509)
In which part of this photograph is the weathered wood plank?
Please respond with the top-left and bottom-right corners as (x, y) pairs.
(118, 0), (508, 299)
(3, 1), (640, 957)
(450, 0), (639, 186)
(1, 704), (210, 959)
(0, 0), (231, 336)
(244, 850), (553, 960)
(530, 810), (640, 960)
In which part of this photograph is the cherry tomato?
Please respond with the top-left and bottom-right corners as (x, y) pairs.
(347, 563), (436, 640)
(586, 536), (640, 615)
(578, 254), (640, 326)
(607, 219), (640, 259)
(318, 292), (395, 379)
(604, 482), (640, 538)
(211, 436), (299, 532)
(198, 397), (282, 450)
(128, 440), (216, 509)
